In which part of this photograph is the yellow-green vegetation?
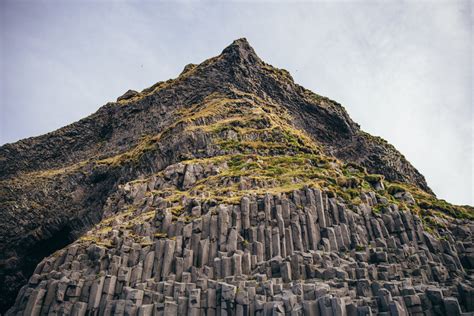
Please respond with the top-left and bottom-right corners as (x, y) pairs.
(387, 184), (406, 195)
(79, 234), (113, 248)
(2, 159), (91, 182)
(261, 62), (294, 85)
(177, 94), (249, 123)
(95, 88), (323, 169)
(96, 134), (162, 167)
(79, 141), (473, 246)
(78, 204), (158, 246)
(96, 93), (258, 168)
(364, 174), (384, 184)
(192, 92), (320, 155)
(76, 88), (472, 246)
(355, 245), (367, 252)
(151, 146), (472, 225)
(386, 182), (474, 220)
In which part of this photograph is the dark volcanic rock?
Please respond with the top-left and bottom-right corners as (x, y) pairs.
(1, 38), (471, 314)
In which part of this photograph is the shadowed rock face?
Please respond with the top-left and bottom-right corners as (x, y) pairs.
(1, 38), (472, 314)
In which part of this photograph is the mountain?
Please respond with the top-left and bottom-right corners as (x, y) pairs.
(1, 38), (472, 315)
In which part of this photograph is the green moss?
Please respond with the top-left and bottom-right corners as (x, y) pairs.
(154, 232), (168, 238)
(344, 162), (367, 173)
(418, 199), (473, 220)
(355, 245), (366, 251)
(387, 184), (406, 195)
(265, 166), (286, 177)
(77, 88), (473, 246)
(365, 174), (384, 184)
(336, 176), (360, 188)
(372, 204), (385, 214)
(96, 134), (161, 167)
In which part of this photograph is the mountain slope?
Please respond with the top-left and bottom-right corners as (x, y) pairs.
(0, 39), (432, 190)
(1, 39), (472, 315)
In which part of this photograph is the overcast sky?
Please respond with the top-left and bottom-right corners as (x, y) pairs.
(1, 0), (472, 205)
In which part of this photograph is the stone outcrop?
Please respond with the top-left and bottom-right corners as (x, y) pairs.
(1, 38), (472, 314)
(7, 180), (474, 315)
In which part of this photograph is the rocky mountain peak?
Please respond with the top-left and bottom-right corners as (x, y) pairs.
(221, 37), (262, 66)
(1, 39), (473, 315)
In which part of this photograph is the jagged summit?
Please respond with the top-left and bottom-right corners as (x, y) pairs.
(221, 38), (262, 65)
(1, 39), (473, 314)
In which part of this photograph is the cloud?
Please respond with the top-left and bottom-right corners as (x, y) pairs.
(0, 0), (472, 205)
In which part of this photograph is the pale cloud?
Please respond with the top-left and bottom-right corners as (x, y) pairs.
(1, 0), (472, 205)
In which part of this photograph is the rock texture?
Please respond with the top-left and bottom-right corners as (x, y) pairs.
(1, 38), (473, 315)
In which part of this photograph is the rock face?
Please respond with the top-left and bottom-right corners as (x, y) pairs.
(1, 38), (473, 315)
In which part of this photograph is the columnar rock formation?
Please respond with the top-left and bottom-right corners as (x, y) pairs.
(1, 39), (473, 315)
(10, 183), (474, 315)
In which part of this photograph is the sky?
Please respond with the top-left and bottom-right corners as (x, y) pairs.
(0, 0), (472, 205)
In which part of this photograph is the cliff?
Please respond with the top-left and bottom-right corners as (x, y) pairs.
(1, 38), (472, 315)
